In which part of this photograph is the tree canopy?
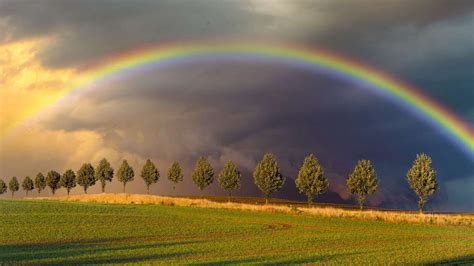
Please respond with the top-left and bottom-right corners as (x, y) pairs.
(35, 172), (46, 194)
(77, 163), (95, 193)
(218, 160), (241, 200)
(295, 154), (328, 205)
(347, 160), (378, 210)
(253, 153), (285, 204)
(167, 161), (183, 191)
(21, 176), (34, 196)
(9, 177), (19, 197)
(192, 157), (214, 192)
(61, 169), (76, 195)
(117, 160), (134, 193)
(46, 171), (61, 195)
(140, 159), (160, 194)
(95, 158), (114, 193)
(0, 179), (7, 195)
(407, 153), (438, 213)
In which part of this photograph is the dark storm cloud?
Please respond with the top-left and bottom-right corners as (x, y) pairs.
(1, 0), (474, 68)
(40, 61), (473, 210)
(1, 0), (472, 210)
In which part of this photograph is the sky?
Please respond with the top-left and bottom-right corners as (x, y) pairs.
(0, 0), (473, 211)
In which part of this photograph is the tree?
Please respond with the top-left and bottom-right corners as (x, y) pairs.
(117, 160), (134, 193)
(406, 153), (438, 213)
(76, 163), (95, 194)
(218, 160), (241, 201)
(253, 153), (285, 204)
(192, 157), (214, 194)
(35, 172), (46, 194)
(347, 160), (378, 210)
(46, 171), (61, 195)
(141, 159), (160, 194)
(0, 179), (7, 195)
(167, 161), (183, 191)
(21, 176), (34, 196)
(95, 158), (114, 193)
(60, 169), (76, 195)
(295, 154), (329, 206)
(9, 177), (19, 198)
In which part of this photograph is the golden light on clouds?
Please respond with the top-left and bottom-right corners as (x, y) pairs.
(0, 38), (78, 137)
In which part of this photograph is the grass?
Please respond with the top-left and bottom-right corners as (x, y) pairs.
(1, 197), (473, 265)
(36, 193), (474, 226)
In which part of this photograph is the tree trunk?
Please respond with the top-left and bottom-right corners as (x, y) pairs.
(307, 194), (313, 208)
(147, 186), (150, 195)
(358, 194), (365, 211)
(84, 187), (87, 194)
(67, 188), (70, 196)
(418, 196), (426, 214)
(228, 191), (231, 203)
(123, 183), (126, 193)
(26, 190), (28, 196)
(11, 191), (14, 198)
(265, 194), (269, 204)
(101, 182), (106, 193)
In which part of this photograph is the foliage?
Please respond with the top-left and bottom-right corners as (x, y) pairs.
(95, 158), (114, 193)
(407, 153), (438, 213)
(295, 154), (328, 205)
(218, 160), (241, 199)
(140, 159), (160, 194)
(347, 160), (378, 210)
(253, 153), (285, 203)
(167, 161), (184, 190)
(46, 171), (61, 195)
(117, 160), (134, 193)
(0, 179), (7, 195)
(8, 177), (19, 197)
(21, 176), (34, 196)
(34, 172), (46, 194)
(76, 164), (96, 194)
(192, 157), (214, 192)
(60, 169), (76, 195)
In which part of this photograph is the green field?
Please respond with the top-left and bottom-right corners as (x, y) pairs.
(1, 200), (473, 265)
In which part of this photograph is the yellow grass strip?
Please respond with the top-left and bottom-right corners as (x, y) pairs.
(32, 193), (473, 227)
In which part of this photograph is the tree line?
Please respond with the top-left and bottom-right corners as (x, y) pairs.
(0, 153), (438, 212)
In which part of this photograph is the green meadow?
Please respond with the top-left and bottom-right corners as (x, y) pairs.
(1, 199), (473, 265)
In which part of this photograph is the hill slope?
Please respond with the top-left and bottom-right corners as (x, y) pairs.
(1, 198), (473, 264)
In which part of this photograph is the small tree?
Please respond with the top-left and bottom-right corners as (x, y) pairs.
(295, 154), (329, 206)
(9, 177), (19, 197)
(167, 161), (183, 191)
(117, 160), (134, 193)
(407, 153), (438, 213)
(95, 158), (114, 193)
(60, 169), (76, 195)
(218, 160), (241, 201)
(21, 176), (34, 196)
(0, 180), (7, 195)
(253, 153), (285, 204)
(35, 172), (46, 194)
(76, 163), (95, 194)
(141, 159), (160, 194)
(192, 157), (214, 194)
(347, 160), (378, 210)
(46, 171), (61, 195)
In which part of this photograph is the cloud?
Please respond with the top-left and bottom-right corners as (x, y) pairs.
(0, 1), (472, 210)
(0, 38), (77, 136)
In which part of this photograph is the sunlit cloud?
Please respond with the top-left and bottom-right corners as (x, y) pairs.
(0, 38), (78, 136)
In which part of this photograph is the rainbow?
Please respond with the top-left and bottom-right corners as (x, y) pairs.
(14, 41), (474, 159)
